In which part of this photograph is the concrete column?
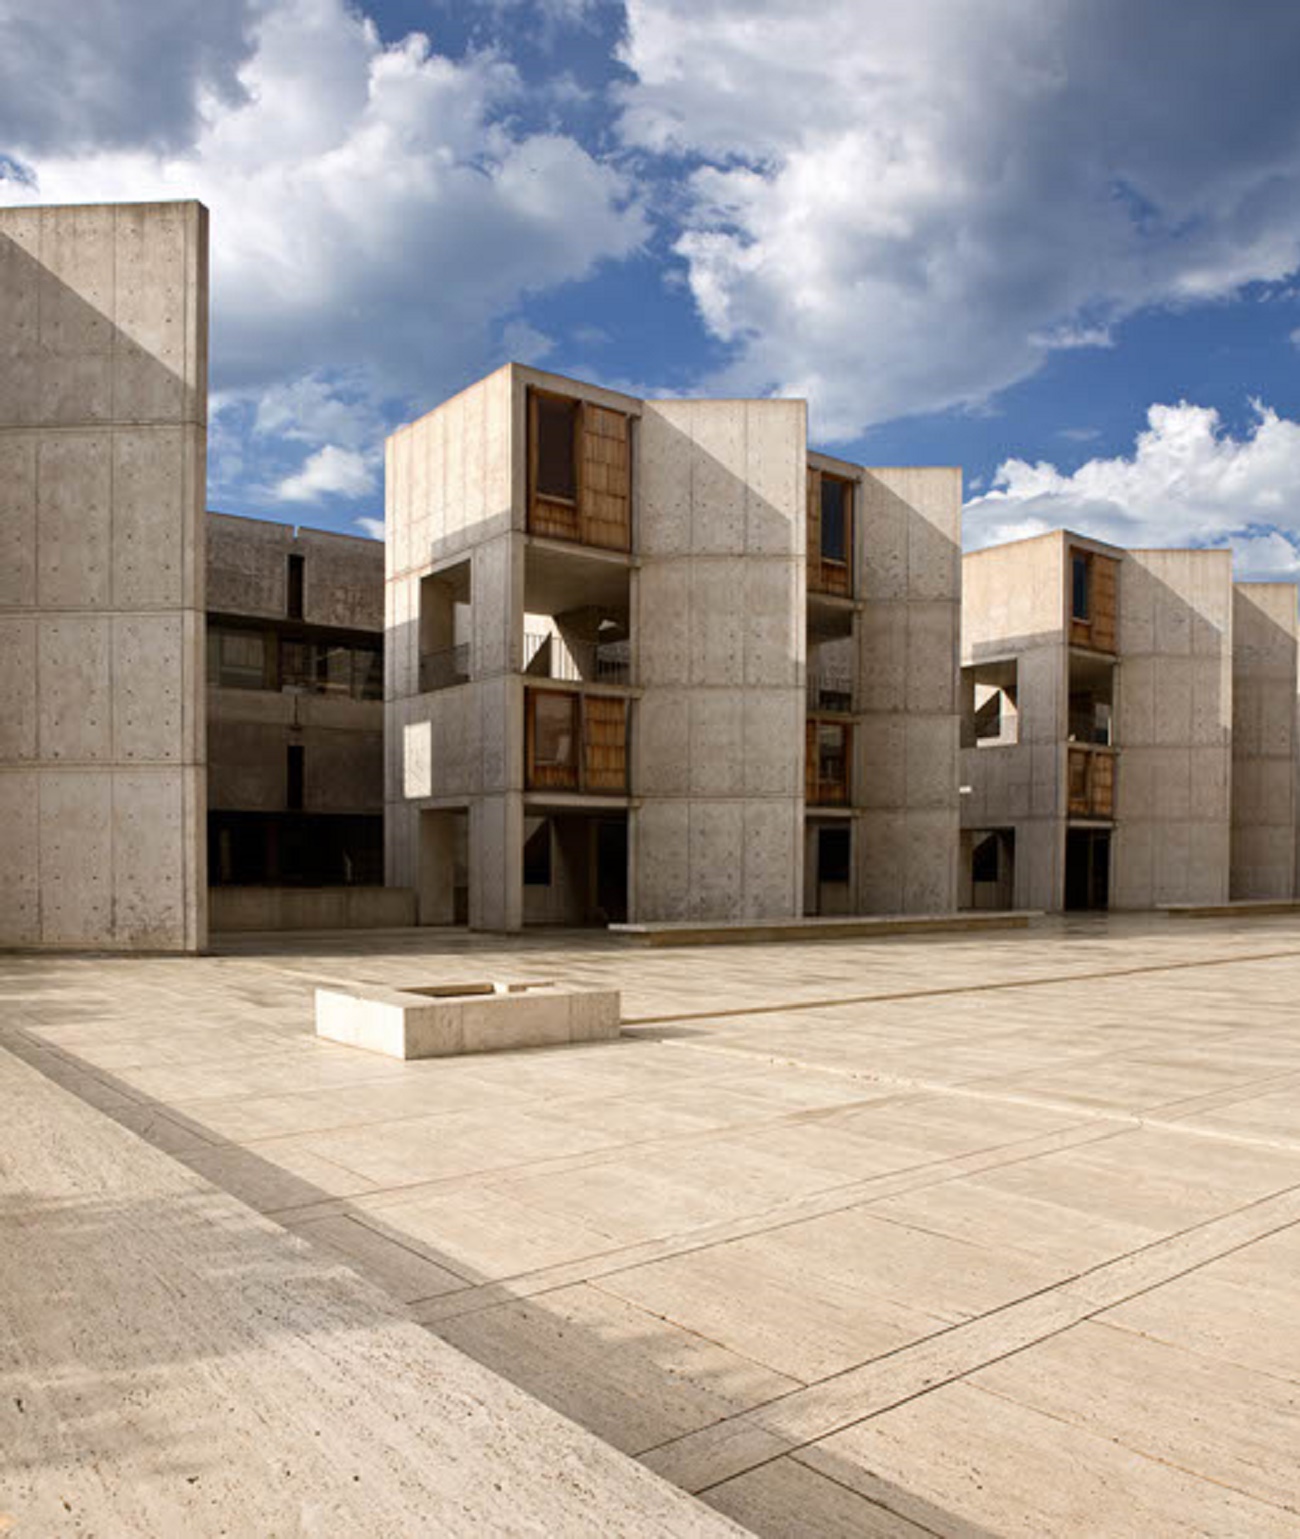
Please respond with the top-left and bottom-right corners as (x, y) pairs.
(0, 201), (208, 951)
(470, 793), (523, 931)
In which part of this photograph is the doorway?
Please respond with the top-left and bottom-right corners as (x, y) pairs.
(1064, 828), (1110, 910)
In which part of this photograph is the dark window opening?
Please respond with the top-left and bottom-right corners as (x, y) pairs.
(286, 744), (304, 811)
(821, 477), (849, 563)
(523, 821), (553, 886)
(535, 395), (578, 502)
(819, 723), (848, 789)
(972, 833), (1000, 884)
(818, 826), (851, 884)
(207, 628), (268, 690)
(287, 553), (305, 620)
(1072, 553), (1090, 621)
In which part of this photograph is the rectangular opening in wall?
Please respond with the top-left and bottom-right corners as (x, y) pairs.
(967, 827), (1015, 911)
(1071, 552), (1090, 621)
(1065, 827), (1110, 910)
(286, 743), (304, 811)
(962, 659), (1019, 747)
(818, 825), (851, 884)
(208, 628), (269, 690)
(523, 819), (553, 886)
(418, 559), (471, 693)
(535, 395), (578, 502)
(807, 719), (851, 805)
(526, 690), (580, 790)
(528, 390), (631, 550)
(820, 476), (851, 563)
(287, 553), (305, 620)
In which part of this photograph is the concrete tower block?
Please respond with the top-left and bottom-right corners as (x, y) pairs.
(0, 201), (208, 951)
(1231, 583), (1297, 899)
(855, 466), (962, 914)
(1114, 549), (1233, 907)
(634, 398), (807, 922)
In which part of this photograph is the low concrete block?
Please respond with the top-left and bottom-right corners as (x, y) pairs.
(316, 980), (621, 1059)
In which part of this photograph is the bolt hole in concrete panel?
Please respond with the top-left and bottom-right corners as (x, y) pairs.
(315, 980), (620, 1059)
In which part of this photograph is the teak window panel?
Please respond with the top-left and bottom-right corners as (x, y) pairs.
(1069, 549), (1118, 652)
(806, 717), (852, 805)
(807, 467), (853, 597)
(1068, 746), (1115, 819)
(525, 688), (628, 795)
(528, 390), (631, 552)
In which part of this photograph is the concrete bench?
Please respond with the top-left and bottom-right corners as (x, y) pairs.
(315, 980), (621, 1059)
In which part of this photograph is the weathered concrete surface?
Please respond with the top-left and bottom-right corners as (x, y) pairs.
(1230, 582), (1297, 900)
(0, 201), (208, 951)
(855, 466), (962, 915)
(316, 979), (620, 1057)
(7, 914), (1300, 1535)
(210, 885), (416, 932)
(0, 1041), (743, 1537)
(634, 397), (807, 923)
(1115, 548), (1234, 908)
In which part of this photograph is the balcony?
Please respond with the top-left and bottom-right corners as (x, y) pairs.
(525, 686), (629, 796)
(524, 630), (630, 686)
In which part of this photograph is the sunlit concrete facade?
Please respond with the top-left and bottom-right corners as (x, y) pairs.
(961, 529), (1298, 911)
(385, 364), (961, 931)
(0, 201), (208, 951)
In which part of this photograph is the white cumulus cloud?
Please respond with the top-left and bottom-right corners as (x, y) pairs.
(617, 0), (1300, 439)
(1, 0), (647, 483)
(964, 400), (1300, 579)
(277, 444), (376, 503)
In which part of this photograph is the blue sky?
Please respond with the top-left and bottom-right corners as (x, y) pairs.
(3, 0), (1300, 573)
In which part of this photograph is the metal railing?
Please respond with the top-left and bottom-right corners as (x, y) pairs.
(419, 644), (470, 693)
(523, 630), (631, 685)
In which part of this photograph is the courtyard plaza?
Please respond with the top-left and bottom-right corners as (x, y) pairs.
(5, 912), (1300, 1535)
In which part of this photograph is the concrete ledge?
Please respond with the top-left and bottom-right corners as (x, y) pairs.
(0, 1044), (739, 1537)
(609, 911), (1034, 948)
(211, 886), (417, 933)
(316, 980), (622, 1058)
(1165, 898), (1300, 919)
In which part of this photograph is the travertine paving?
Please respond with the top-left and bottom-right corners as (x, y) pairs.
(6, 912), (1300, 1536)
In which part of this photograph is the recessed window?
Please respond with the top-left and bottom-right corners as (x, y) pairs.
(209, 628), (267, 690)
(820, 476), (850, 563)
(287, 553), (305, 620)
(972, 833), (1000, 884)
(818, 826), (851, 884)
(1072, 553), (1091, 621)
(535, 395), (578, 502)
(523, 821), (553, 886)
(533, 692), (577, 769)
(286, 743), (304, 811)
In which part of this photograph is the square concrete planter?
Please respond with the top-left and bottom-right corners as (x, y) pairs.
(315, 980), (621, 1060)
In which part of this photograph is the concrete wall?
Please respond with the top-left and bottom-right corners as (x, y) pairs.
(1114, 549), (1234, 907)
(208, 689), (382, 813)
(0, 201), (207, 950)
(631, 398), (807, 922)
(959, 535), (1070, 910)
(210, 885), (416, 932)
(1230, 583), (1297, 900)
(208, 513), (383, 630)
(385, 368), (525, 929)
(856, 467), (962, 913)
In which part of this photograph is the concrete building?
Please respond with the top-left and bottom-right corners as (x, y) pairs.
(0, 200), (208, 951)
(205, 513), (401, 930)
(384, 365), (962, 931)
(960, 530), (1298, 911)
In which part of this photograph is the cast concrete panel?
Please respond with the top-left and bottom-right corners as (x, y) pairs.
(634, 398), (807, 922)
(0, 772), (39, 942)
(855, 467), (962, 913)
(0, 200), (208, 950)
(1116, 549), (1233, 908)
(1231, 584), (1297, 899)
